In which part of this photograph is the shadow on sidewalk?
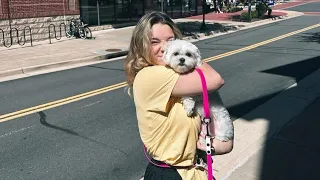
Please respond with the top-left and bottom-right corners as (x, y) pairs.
(224, 55), (320, 179)
(259, 56), (320, 180)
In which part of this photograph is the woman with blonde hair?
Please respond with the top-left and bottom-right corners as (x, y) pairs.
(124, 11), (233, 180)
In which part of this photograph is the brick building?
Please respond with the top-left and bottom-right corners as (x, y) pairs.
(0, 0), (205, 43)
(0, 0), (79, 19)
(80, 0), (204, 26)
(0, 0), (80, 42)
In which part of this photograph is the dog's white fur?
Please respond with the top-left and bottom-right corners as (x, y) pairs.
(163, 39), (234, 142)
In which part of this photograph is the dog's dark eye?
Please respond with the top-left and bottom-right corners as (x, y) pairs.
(186, 52), (192, 57)
(173, 52), (179, 56)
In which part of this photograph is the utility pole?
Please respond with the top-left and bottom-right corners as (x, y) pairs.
(96, 0), (100, 25)
(200, 0), (207, 30)
(248, 0), (252, 22)
(161, 0), (164, 12)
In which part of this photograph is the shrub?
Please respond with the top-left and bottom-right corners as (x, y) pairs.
(240, 12), (250, 21)
(229, 7), (243, 13)
(240, 10), (259, 21)
(256, 2), (268, 18)
(251, 10), (258, 19)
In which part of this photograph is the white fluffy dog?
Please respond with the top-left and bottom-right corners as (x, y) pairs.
(163, 39), (234, 142)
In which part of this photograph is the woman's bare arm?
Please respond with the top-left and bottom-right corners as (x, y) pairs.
(172, 62), (224, 97)
(211, 139), (233, 155)
(197, 138), (234, 155)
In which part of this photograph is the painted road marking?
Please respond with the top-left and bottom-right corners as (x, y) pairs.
(279, 1), (314, 10)
(0, 82), (127, 122)
(1, 23), (320, 123)
(204, 23), (320, 62)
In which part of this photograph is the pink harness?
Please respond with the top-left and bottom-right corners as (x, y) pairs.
(143, 68), (215, 180)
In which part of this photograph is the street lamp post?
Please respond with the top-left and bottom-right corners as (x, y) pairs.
(200, 0), (207, 30)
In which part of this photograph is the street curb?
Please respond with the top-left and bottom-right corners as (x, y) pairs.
(0, 11), (303, 81)
(0, 50), (129, 81)
(94, 49), (129, 59)
(0, 55), (97, 78)
(212, 68), (320, 180)
(176, 10), (304, 41)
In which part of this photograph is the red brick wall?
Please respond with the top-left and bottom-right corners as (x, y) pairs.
(0, 0), (80, 20)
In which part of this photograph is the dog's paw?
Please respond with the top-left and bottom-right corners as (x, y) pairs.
(182, 97), (195, 117)
(185, 106), (194, 116)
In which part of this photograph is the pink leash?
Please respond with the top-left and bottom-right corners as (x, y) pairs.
(195, 68), (214, 180)
(143, 145), (170, 168)
(142, 68), (214, 179)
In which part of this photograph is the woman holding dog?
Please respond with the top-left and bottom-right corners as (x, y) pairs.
(124, 11), (233, 180)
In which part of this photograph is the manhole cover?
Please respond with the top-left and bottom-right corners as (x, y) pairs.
(106, 48), (122, 52)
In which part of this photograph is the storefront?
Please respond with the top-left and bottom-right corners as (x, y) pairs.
(79, 0), (203, 25)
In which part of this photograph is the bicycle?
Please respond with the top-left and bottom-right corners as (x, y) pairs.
(66, 19), (92, 39)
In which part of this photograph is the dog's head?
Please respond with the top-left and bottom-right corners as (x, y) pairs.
(163, 39), (202, 74)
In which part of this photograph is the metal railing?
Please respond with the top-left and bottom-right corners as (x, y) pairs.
(0, 26), (33, 48)
(48, 23), (67, 44)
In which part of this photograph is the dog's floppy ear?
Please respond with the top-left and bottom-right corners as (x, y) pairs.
(162, 41), (170, 64)
(195, 47), (203, 67)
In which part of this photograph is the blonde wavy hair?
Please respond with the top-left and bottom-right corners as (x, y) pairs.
(124, 11), (182, 92)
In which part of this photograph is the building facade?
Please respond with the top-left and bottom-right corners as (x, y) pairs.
(0, 0), (80, 42)
(0, 0), (205, 43)
(80, 0), (204, 25)
(0, 0), (79, 20)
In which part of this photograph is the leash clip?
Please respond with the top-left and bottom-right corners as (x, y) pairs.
(205, 136), (211, 155)
(202, 117), (211, 124)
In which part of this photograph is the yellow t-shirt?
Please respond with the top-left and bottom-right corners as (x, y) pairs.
(133, 65), (207, 180)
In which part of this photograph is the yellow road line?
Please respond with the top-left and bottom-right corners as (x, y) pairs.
(1, 23), (319, 123)
(203, 23), (320, 62)
(0, 82), (127, 123)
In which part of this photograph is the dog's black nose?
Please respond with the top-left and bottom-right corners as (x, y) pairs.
(180, 58), (185, 63)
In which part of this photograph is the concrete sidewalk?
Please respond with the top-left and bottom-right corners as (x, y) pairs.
(0, 26), (133, 77)
(219, 68), (320, 180)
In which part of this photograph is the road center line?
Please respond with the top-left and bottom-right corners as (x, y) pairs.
(1, 23), (319, 123)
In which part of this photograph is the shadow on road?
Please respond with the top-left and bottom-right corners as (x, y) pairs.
(295, 32), (320, 44)
(38, 111), (128, 155)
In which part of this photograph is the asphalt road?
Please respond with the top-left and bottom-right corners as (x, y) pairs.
(285, 2), (320, 12)
(0, 16), (320, 180)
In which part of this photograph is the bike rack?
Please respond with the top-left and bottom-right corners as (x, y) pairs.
(48, 18), (92, 43)
(67, 18), (92, 40)
(0, 26), (33, 48)
(48, 23), (67, 44)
